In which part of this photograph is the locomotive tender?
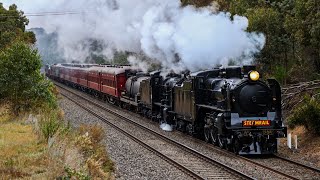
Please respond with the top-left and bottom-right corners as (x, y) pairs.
(46, 63), (287, 155)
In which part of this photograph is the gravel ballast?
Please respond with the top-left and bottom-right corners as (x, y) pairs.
(59, 97), (192, 180)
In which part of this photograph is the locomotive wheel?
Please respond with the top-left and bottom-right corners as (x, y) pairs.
(107, 96), (116, 105)
(186, 124), (194, 135)
(218, 135), (226, 149)
(233, 138), (240, 155)
(210, 127), (218, 145)
(204, 127), (211, 143)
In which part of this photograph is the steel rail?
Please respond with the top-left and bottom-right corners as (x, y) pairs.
(273, 154), (320, 173)
(179, 133), (301, 180)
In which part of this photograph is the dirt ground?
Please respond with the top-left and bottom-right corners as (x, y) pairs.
(278, 126), (320, 168)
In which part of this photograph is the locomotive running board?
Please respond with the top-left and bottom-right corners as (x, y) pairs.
(197, 104), (224, 112)
(120, 97), (138, 106)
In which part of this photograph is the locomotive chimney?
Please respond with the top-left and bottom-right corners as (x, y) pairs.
(224, 66), (242, 78)
(243, 65), (256, 75)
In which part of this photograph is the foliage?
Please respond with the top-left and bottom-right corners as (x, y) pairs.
(0, 4), (56, 113)
(63, 167), (90, 180)
(40, 110), (62, 140)
(112, 51), (129, 65)
(76, 124), (104, 156)
(0, 3), (35, 50)
(181, 0), (214, 7)
(83, 38), (109, 64)
(288, 95), (320, 135)
(273, 66), (289, 85)
(75, 125), (114, 179)
(79, 124), (104, 144)
(75, 133), (95, 156)
(0, 42), (57, 113)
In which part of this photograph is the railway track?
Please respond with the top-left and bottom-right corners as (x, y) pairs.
(245, 155), (320, 180)
(201, 142), (320, 180)
(55, 81), (320, 179)
(273, 154), (320, 173)
(57, 84), (252, 180)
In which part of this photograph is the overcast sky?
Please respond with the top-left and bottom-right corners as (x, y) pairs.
(2, 0), (82, 28)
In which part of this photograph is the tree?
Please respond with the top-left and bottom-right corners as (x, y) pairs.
(288, 0), (320, 73)
(84, 39), (109, 64)
(181, 0), (214, 7)
(113, 51), (129, 65)
(0, 42), (57, 113)
(0, 3), (35, 49)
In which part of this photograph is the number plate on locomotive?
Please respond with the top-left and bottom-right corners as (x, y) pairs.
(242, 120), (271, 127)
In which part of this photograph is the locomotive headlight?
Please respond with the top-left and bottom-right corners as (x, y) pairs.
(249, 71), (260, 81)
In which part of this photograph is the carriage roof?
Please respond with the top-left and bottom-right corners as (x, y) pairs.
(87, 65), (134, 75)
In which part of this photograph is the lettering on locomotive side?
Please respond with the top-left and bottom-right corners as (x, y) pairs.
(242, 120), (271, 127)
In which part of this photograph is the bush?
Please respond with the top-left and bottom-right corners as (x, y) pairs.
(76, 124), (114, 179)
(64, 166), (90, 180)
(0, 41), (57, 114)
(288, 95), (320, 135)
(79, 124), (104, 144)
(40, 110), (61, 140)
(76, 124), (105, 156)
(75, 133), (95, 156)
(273, 65), (288, 85)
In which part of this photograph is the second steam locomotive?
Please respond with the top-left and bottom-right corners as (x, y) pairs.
(46, 64), (287, 155)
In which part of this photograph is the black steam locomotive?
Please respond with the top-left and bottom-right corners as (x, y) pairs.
(124, 65), (287, 154)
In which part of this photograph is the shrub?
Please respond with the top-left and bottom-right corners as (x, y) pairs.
(64, 166), (90, 180)
(273, 65), (288, 85)
(40, 110), (61, 140)
(77, 124), (113, 179)
(75, 133), (94, 156)
(288, 95), (320, 135)
(76, 124), (104, 157)
(0, 42), (57, 114)
(79, 124), (104, 144)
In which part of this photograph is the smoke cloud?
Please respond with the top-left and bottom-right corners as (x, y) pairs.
(3, 0), (265, 72)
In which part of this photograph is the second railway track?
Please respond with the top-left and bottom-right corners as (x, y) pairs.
(55, 81), (320, 180)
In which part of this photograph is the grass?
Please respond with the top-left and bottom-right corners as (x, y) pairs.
(0, 114), (55, 179)
(0, 103), (114, 179)
(75, 124), (114, 179)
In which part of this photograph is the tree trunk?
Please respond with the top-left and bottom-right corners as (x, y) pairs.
(284, 48), (288, 85)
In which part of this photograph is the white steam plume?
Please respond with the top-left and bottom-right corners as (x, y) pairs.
(3, 0), (265, 72)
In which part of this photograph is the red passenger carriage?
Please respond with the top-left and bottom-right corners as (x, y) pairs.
(87, 65), (133, 99)
(50, 63), (136, 103)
